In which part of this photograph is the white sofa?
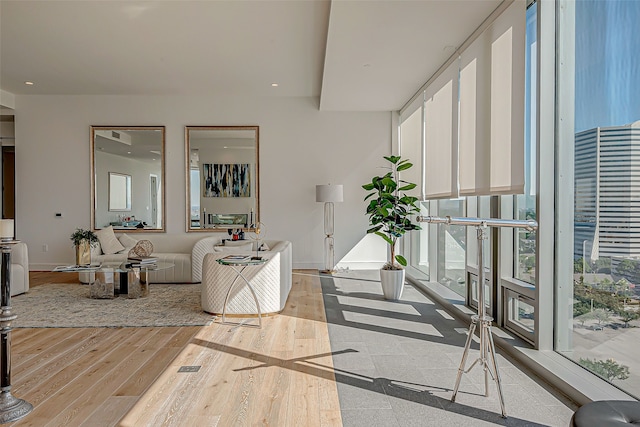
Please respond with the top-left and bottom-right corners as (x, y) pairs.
(10, 242), (29, 296)
(80, 233), (194, 284)
(197, 239), (292, 315)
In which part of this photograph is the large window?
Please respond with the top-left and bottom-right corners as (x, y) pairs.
(558, 0), (640, 397)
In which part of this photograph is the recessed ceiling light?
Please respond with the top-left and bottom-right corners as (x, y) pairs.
(127, 151), (131, 154)
(24, 81), (34, 86)
(223, 146), (228, 149)
(271, 83), (279, 87)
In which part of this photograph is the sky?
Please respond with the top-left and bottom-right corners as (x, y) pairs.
(575, 0), (640, 132)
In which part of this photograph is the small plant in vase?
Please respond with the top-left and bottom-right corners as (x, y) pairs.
(362, 156), (421, 300)
(70, 228), (98, 266)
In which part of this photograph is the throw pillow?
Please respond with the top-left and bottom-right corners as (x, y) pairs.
(213, 242), (253, 252)
(118, 233), (139, 251)
(90, 241), (102, 257)
(95, 226), (125, 255)
(128, 240), (154, 257)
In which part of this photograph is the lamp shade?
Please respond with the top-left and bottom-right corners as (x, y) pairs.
(316, 184), (343, 203)
(0, 219), (14, 239)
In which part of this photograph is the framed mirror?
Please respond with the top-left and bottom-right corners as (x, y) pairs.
(91, 126), (165, 232)
(185, 126), (259, 232)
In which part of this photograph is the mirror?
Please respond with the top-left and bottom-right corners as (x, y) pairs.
(185, 126), (259, 232)
(91, 126), (165, 232)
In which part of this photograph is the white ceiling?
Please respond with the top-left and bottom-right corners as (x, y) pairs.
(0, 0), (502, 112)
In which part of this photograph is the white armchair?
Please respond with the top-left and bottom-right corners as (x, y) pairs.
(200, 240), (292, 315)
(9, 242), (29, 296)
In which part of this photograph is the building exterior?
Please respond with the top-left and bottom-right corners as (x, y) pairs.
(575, 121), (640, 261)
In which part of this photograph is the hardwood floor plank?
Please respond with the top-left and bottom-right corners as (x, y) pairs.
(79, 396), (138, 427)
(45, 338), (181, 426)
(114, 345), (183, 397)
(14, 328), (132, 409)
(12, 328), (115, 397)
(250, 350), (292, 426)
(8, 270), (341, 426)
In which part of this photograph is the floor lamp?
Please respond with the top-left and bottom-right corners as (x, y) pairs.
(0, 219), (33, 423)
(316, 184), (343, 274)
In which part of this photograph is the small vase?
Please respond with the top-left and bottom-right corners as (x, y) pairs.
(75, 240), (91, 266)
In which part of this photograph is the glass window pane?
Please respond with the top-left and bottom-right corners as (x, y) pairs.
(514, 3), (538, 285)
(505, 289), (535, 341)
(437, 199), (466, 296)
(560, 0), (640, 397)
(410, 202), (430, 278)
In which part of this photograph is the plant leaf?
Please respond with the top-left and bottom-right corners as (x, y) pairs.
(398, 183), (416, 191)
(375, 231), (393, 246)
(367, 225), (383, 234)
(395, 255), (408, 267)
(384, 155), (400, 164)
(362, 183), (374, 191)
(396, 162), (412, 171)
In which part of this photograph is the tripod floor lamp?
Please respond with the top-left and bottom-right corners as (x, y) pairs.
(316, 184), (343, 274)
(417, 215), (538, 418)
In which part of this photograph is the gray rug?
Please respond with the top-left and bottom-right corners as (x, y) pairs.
(10, 282), (215, 328)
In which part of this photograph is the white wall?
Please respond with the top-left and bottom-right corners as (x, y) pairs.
(14, 95), (391, 269)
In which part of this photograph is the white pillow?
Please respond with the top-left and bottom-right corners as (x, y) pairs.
(95, 226), (125, 255)
(213, 242), (253, 252)
(90, 241), (102, 257)
(118, 233), (139, 251)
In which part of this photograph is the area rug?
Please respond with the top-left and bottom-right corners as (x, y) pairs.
(10, 283), (216, 328)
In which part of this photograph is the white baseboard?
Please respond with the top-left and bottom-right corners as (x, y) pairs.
(31, 263), (62, 271)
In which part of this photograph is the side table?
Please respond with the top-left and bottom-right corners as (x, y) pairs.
(216, 256), (268, 328)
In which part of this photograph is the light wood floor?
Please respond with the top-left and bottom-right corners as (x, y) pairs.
(8, 270), (341, 426)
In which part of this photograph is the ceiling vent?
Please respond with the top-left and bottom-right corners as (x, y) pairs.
(95, 129), (132, 145)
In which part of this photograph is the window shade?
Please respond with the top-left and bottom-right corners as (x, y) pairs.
(458, 0), (525, 196)
(424, 58), (459, 199)
(399, 104), (424, 199)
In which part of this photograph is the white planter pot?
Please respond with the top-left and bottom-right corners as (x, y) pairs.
(380, 268), (405, 300)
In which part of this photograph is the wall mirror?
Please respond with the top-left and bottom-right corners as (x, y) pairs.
(91, 126), (165, 232)
(185, 126), (259, 232)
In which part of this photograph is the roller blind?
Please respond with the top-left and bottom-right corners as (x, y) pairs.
(458, 0), (525, 196)
(399, 103), (424, 199)
(424, 58), (459, 199)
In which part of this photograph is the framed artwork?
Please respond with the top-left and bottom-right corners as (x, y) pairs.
(203, 163), (251, 197)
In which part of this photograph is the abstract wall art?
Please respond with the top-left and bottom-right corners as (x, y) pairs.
(203, 163), (251, 197)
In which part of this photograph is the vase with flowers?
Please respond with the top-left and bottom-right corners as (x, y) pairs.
(70, 228), (98, 266)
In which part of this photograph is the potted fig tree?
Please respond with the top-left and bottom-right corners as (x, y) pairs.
(362, 156), (421, 300)
(70, 228), (98, 266)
